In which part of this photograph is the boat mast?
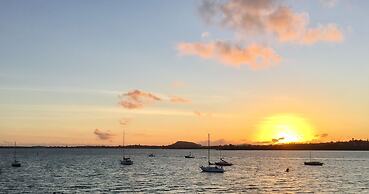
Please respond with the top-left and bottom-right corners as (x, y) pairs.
(122, 128), (125, 158)
(208, 133), (210, 164)
(14, 141), (17, 161)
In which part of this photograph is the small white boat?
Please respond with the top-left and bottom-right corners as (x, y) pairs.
(185, 152), (195, 158)
(200, 134), (224, 173)
(11, 142), (21, 168)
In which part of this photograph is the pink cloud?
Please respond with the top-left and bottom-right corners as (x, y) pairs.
(119, 89), (191, 109)
(119, 89), (162, 109)
(177, 41), (280, 69)
(200, 0), (344, 45)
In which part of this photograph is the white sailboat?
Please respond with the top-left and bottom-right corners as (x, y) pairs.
(11, 142), (21, 167)
(200, 134), (224, 173)
(304, 151), (323, 166)
(120, 129), (133, 165)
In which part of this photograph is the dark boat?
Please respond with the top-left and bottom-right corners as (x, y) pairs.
(11, 142), (21, 167)
(304, 161), (323, 166)
(215, 158), (233, 166)
(215, 150), (233, 166)
(185, 152), (195, 158)
(121, 157), (133, 165)
(148, 153), (155, 157)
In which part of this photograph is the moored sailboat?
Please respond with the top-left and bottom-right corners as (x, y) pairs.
(120, 129), (133, 165)
(304, 151), (323, 166)
(200, 134), (224, 173)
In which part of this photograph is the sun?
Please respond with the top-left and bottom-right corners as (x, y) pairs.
(256, 114), (315, 144)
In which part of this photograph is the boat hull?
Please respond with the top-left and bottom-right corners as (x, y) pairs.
(215, 162), (233, 166)
(11, 162), (21, 167)
(304, 161), (323, 166)
(121, 160), (133, 165)
(200, 166), (224, 173)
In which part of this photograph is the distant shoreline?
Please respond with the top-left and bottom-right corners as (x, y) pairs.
(2, 139), (369, 150)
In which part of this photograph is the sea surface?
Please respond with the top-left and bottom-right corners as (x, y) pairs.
(1, 149), (369, 193)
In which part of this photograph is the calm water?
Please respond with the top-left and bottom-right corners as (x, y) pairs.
(1, 149), (369, 193)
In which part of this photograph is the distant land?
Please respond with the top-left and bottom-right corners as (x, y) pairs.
(2, 139), (369, 150)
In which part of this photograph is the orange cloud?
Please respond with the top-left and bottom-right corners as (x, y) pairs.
(177, 41), (280, 69)
(200, 0), (344, 45)
(94, 129), (114, 141)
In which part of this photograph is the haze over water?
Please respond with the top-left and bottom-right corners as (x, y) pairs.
(1, 149), (369, 193)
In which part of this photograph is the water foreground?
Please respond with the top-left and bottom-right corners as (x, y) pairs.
(1, 149), (369, 193)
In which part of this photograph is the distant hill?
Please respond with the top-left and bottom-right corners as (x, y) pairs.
(167, 141), (202, 149)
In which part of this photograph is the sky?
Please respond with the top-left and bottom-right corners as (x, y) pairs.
(1, 0), (369, 146)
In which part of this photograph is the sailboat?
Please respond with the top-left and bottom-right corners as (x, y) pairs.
(185, 152), (195, 158)
(304, 151), (323, 166)
(120, 129), (133, 165)
(215, 150), (233, 166)
(200, 134), (224, 173)
(11, 142), (21, 167)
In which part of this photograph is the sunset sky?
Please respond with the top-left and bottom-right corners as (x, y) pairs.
(1, 0), (369, 146)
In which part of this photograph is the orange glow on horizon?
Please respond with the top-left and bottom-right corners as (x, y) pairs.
(256, 114), (315, 144)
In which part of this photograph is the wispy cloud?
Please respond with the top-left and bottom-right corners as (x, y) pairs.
(119, 89), (191, 109)
(177, 41), (280, 69)
(171, 81), (188, 89)
(201, 31), (210, 38)
(170, 96), (191, 103)
(193, 110), (212, 117)
(94, 129), (114, 141)
(119, 118), (131, 126)
(198, 138), (232, 146)
(320, 0), (338, 8)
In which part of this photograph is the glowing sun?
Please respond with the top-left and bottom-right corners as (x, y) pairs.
(256, 114), (315, 144)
